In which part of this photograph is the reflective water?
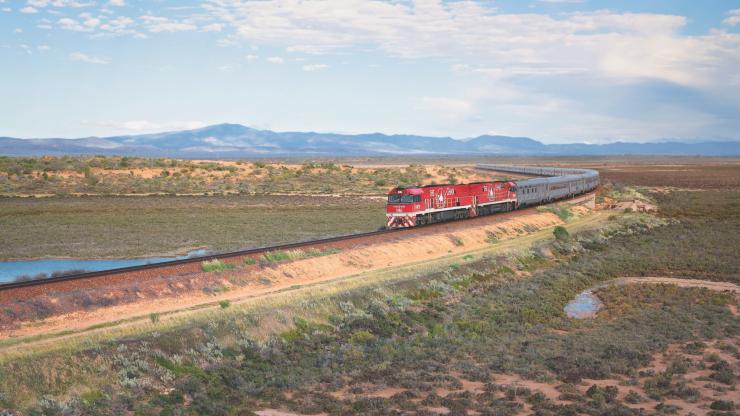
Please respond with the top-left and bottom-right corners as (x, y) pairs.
(564, 290), (603, 319)
(0, 249), (209, 283)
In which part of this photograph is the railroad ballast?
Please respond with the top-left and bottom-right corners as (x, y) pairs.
(386, 164), (600, 228)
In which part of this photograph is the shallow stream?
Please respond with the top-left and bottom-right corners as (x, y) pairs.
(0, 249), (208, 283)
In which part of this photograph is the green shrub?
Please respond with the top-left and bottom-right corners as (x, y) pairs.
(259, 249), (340, 264)
(709, 360), (735, 384)
(538, 205), (573, 221)
(305, 248), (341, 257)
(261, 251), (293, 263)
(201, 259), (234, 273)
(149, 313), (160, 324)
(553, 226), (570, 241)
(710, 400), (735, 411)
(243, 258), (256, 265)
(486, 231), (498, 243)
(681, 341), (706, 355)
(624, 391), (643, 404)
(349, 330), (376, 345)
(219, 300), (231, 309)
(79, 390), (104, 404)
(655, 403), (680, 414)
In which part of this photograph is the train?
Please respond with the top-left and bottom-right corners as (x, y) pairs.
(385, 164), (599, 228)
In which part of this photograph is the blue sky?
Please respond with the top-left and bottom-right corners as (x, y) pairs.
(1, 0), (739, 143)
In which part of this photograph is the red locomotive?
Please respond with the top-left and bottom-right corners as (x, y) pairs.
(386, 181), (517, 228)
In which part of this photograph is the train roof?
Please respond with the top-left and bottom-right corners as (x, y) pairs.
(393, 180), (509, 190)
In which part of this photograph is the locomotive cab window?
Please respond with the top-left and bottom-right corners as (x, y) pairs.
(388, 195), (420, 204)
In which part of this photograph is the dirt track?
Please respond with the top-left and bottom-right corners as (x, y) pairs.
(600, 277), (738, 294)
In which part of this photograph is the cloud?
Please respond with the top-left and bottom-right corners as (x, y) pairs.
(218, 64), (238, 72)
(7, 0), (740, 141)
(29, 0), (94, 8)
(58, 17), (91, 31)
(416, 96), (473, 114)
(97, 16), (135, 35)
(69, 51), (109, 64)
(202, 23), (222, 32)
(724, 9), (740, 26)
(20, 6), (37, 13)
(140, 15), (197, 33)
(98, 120), (207, 132)
(108, 0), (125, 6)
(302, 63), (328, 71)
(199, 1), (740, 89)
(79, 13), (100, 28)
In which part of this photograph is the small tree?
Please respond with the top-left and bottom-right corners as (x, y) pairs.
(553, 226), (570, 241)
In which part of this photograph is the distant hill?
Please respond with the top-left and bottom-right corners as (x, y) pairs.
(1, 123), (738, 157)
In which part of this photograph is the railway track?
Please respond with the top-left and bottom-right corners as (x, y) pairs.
(1, 166), (598, 293)
(0, 228), (402, 291)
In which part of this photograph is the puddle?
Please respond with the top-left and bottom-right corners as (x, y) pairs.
(0, 249), (209, 283)
(564, 290), (603, 319)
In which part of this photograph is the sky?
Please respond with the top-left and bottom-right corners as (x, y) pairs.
(1, 0), (740, 143)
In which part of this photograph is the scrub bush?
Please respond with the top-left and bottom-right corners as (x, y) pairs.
(201, 259), (234, 273)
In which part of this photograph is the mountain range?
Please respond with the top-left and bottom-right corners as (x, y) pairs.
(1, 124), (738, 157)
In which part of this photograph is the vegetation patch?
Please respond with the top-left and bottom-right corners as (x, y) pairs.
(200, 259), (234, 273)
(537, 205), (573, 221)
(260, 247), (341, 264)
(0, 156), (496, 197)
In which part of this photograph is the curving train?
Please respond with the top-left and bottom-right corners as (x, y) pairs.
(385, 164), (599, 228)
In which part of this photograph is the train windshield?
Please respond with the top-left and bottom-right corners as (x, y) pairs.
(388, 195), (421, 204)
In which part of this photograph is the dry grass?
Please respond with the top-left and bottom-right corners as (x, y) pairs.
(0, 195), (384, 260)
